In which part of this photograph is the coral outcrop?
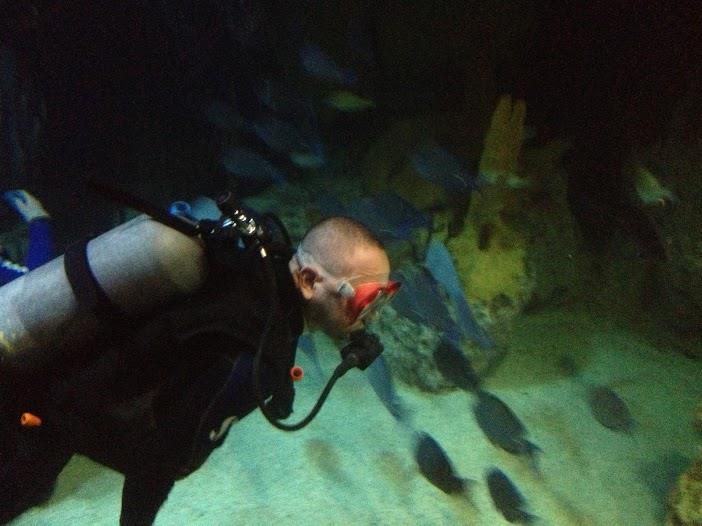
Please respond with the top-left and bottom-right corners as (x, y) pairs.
(666, 451), (702, 526)
(449, 137), (588, 333)
(666, 401), (702, 525)
(358, 94), (591, 383)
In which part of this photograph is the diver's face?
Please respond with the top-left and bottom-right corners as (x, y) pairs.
(298, 245), (390, 340)
(304, 288), (355, 340)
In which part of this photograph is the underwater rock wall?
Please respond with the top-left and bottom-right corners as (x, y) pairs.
(585, 93), (702, 355)
(650, 137), (702, 348)
(373, 305), (447, 393)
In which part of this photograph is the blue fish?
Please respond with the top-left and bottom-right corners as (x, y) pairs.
(220, 147), (286, 185)
(410, 142), (486, 193)
(345, 196), (428, 243)
(366, 192), (432, 241)
(250, 115), (309, 154)
(365, 354), (411, 425)
(315, 192), (348, 217)
(298, 333), (324, 380)
(392, 261), (486, 390)
(391, 264), (461, 339)
(247, 115), (326, 168)
(316, 192), (431, 244)
(424, 240), (494, 349)
(301, 42), (358, 86)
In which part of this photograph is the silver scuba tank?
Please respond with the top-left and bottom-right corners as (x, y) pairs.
(0, 214), (207, 370)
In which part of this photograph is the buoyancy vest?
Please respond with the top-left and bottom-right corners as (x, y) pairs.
(14, 222), (303, 470)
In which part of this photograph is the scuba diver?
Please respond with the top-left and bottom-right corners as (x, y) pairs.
(0, 189), (53, 285)
(0, 189), (399, 526)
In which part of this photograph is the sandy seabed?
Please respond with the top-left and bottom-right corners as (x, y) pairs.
(10, 305), (702, 525)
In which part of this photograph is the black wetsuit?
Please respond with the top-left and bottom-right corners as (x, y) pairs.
(0, 240), (304, 525)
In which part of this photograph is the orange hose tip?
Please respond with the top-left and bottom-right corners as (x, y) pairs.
(290, 365), (304, 382)
(20, 412), (42, 427)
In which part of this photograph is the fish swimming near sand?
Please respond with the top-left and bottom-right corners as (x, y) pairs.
(424, 240), (495, 350)
(391, 264), (463, 340)
(473, 390), (541, 472)
(433, 335), (480, 392)
(487, 468), (536, 524)
(557, 354), (635, 434)
(587, 385), (634, 434)
(365, 354), (412, 425)
(413, 431), (471, 495)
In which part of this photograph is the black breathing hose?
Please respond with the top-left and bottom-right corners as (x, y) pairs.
(251, 241), (382, 432)
(250, 243), (337, 432)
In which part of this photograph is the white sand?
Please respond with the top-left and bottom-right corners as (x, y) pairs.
(11, 305), (702, 525)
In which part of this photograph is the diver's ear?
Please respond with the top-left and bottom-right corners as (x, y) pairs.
(298, 267), (318, 300)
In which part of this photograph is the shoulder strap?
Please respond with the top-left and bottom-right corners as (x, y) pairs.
(63, 237), (132, 328)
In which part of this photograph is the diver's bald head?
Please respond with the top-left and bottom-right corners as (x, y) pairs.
(298, 216), (386, 277)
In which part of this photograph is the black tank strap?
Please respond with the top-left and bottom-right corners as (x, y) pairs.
(64, 237), (131, 326)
